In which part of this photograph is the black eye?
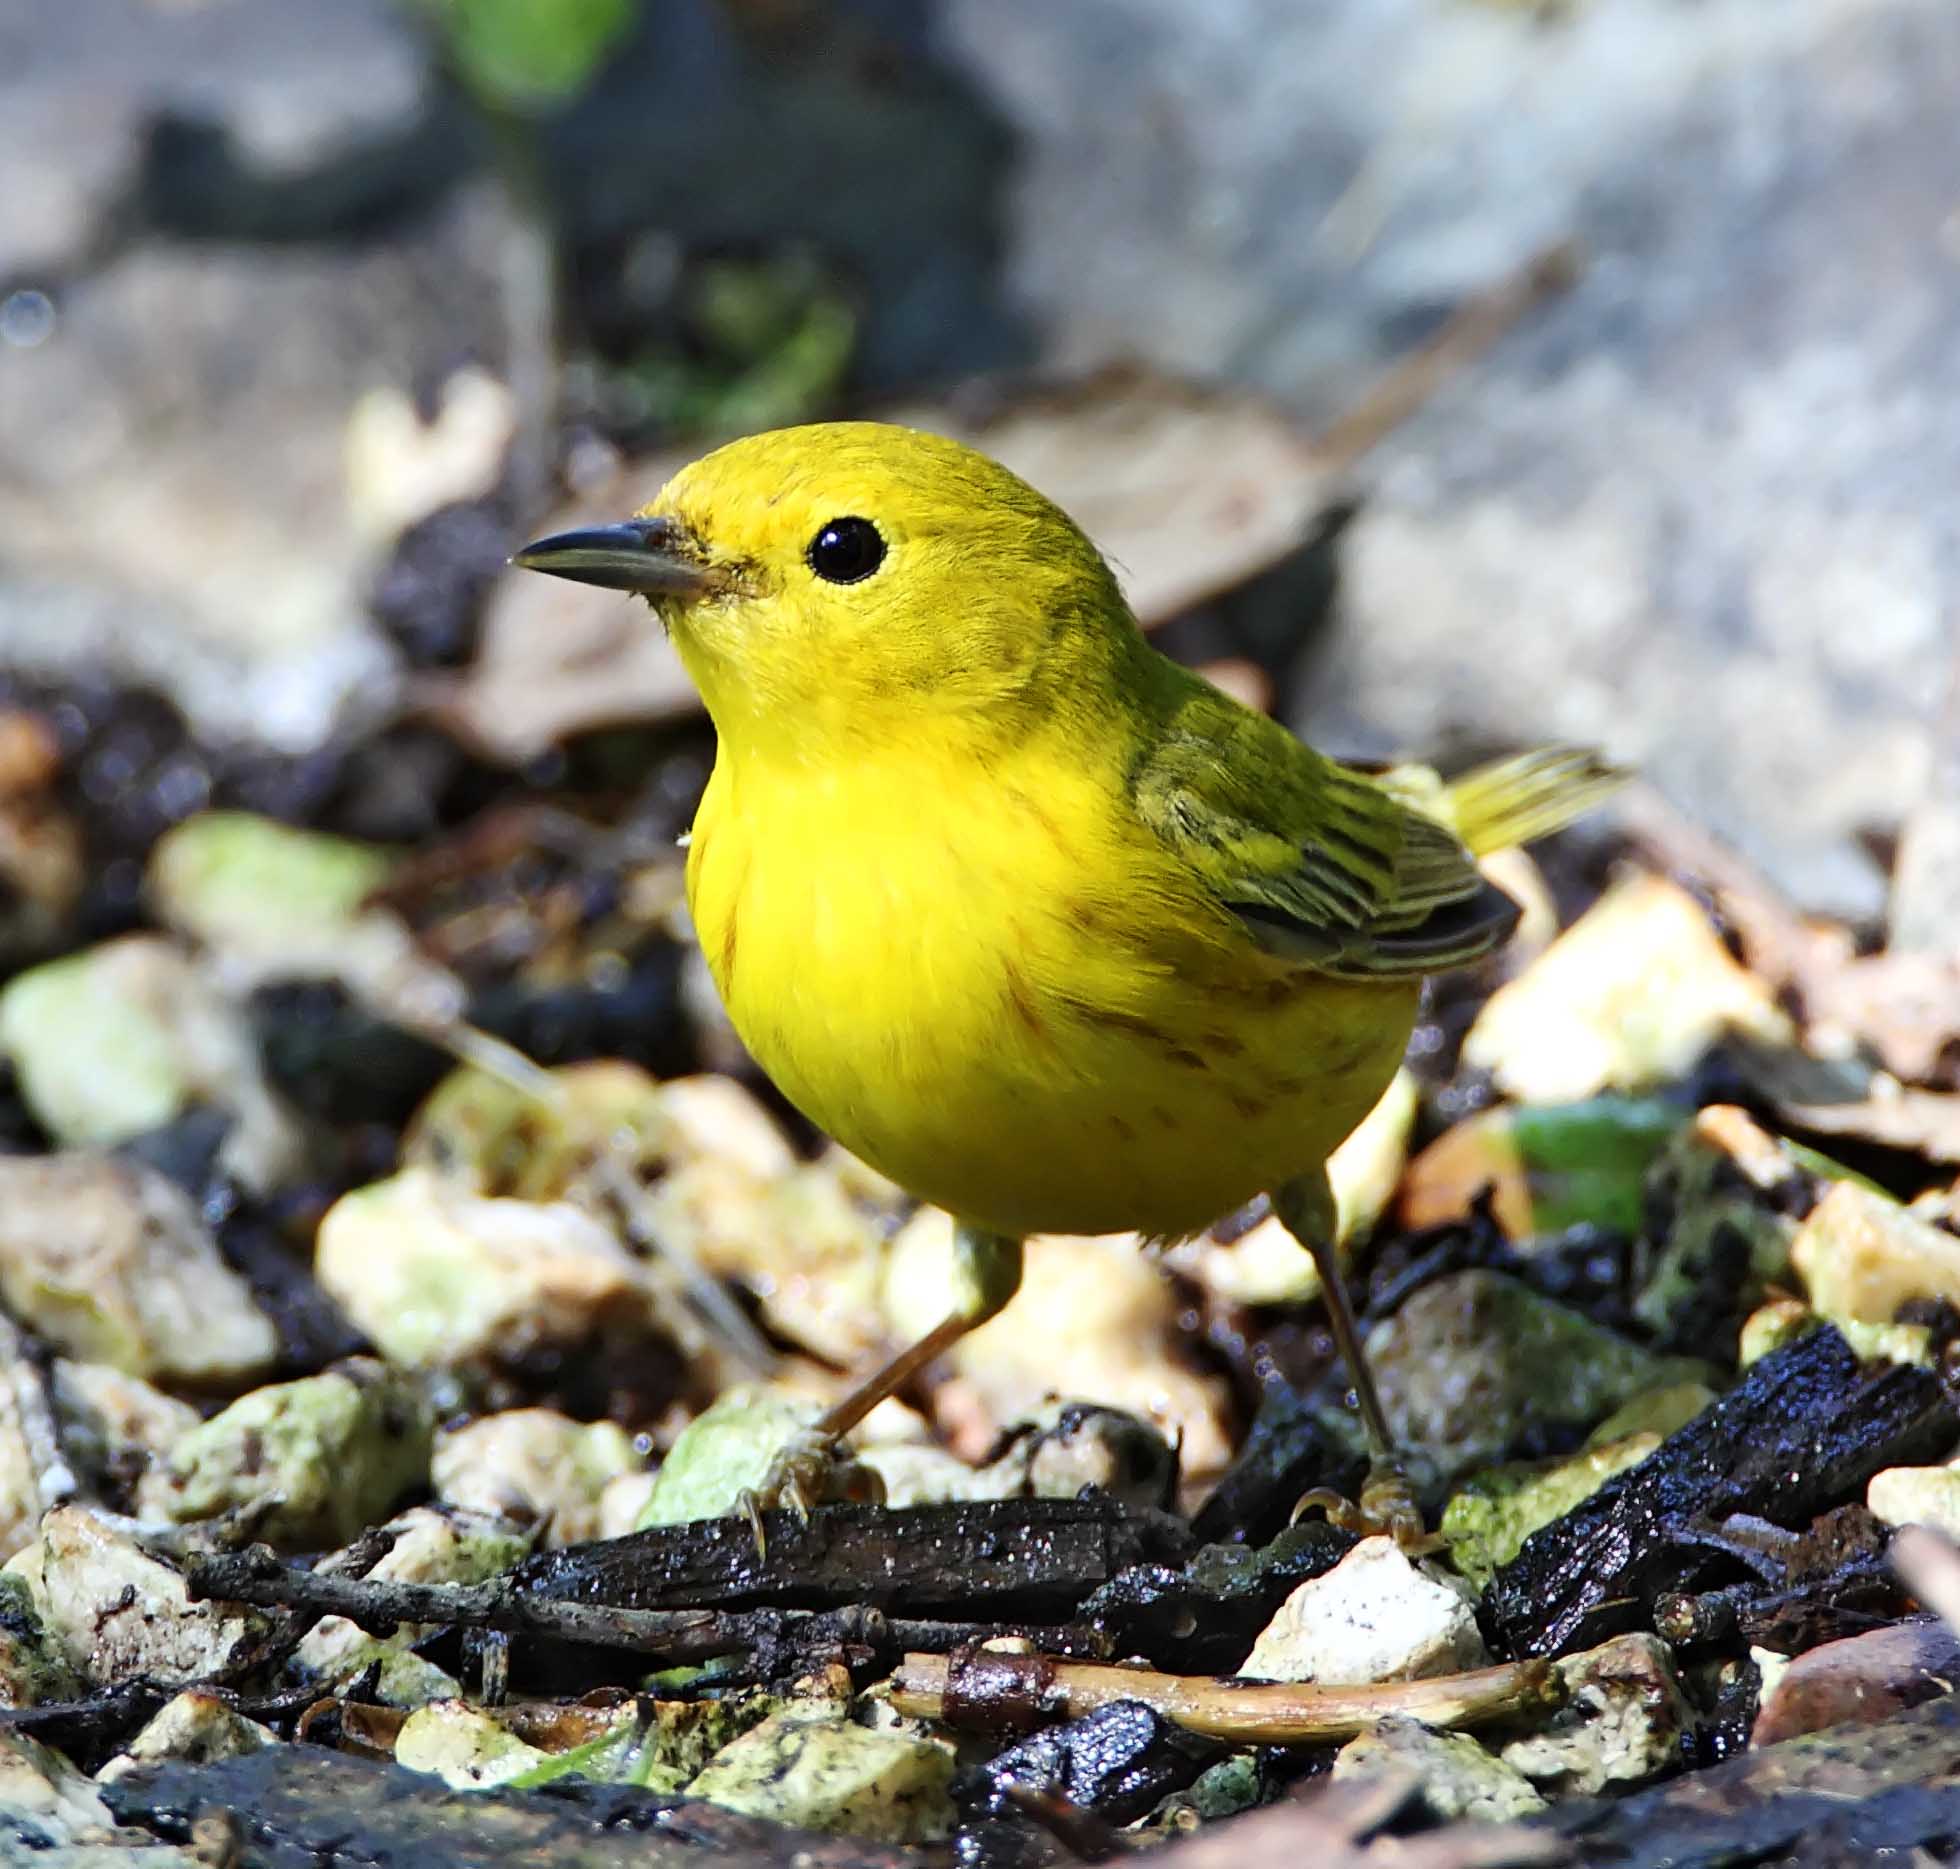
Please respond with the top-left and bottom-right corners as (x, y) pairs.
(807, 516), (885, 584)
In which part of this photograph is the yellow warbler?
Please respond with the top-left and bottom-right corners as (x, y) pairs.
(517, 422), (1621, 1539)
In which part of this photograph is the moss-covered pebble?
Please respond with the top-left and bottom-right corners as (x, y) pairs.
(315, 1167), (653, 1371)
(140, 1358), (433, 1548)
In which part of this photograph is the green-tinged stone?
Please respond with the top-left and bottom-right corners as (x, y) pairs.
(1737, 1300), (1819, 1368)
(397, 1701), (549, 1789)
(684, 1704), (955, 1842)
(1791, 1181), (1960, 1330)
(403, 1060), (670, 1202)
(148, 813), (393, 952)
(1836, 1318), (1935, 1366)
(638, 1387), (875, 1528)
(0, 1572), (77, 1709)
(314, 1168), (647, 1371)
(1443, 1433), (1662, 1589)
(1334, 1716), (1547, 1821)
(1370, 1270), (1710, 1482)
(0, 1156), (278, 1384)
(147, 1361), (432, 1549)
(1185, 1752), (1266, 1818)
(1584, 1381), (1717, 1447)
(1141, 1751), (1281, 1839)
(0, 947), (185, 1146)
(354, 1644), (463, 1710)
(1633, 1120), (1808, 1348)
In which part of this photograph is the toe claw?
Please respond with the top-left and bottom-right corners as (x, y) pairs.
(738, 1421), (882, 1560)
(738, 1487), (769, 1562)
(1293, 1460), (1440, 1556)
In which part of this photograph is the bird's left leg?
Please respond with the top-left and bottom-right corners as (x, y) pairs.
(742, 1225), (1025, 1539)
(1273, 1166), (1434, 1552)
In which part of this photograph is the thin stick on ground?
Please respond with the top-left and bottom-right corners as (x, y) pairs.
(892, 1649), (1565, 1746)
(182, 1546), (1106, 1669)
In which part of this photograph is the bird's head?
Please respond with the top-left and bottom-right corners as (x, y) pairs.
(515, 422), (1136, 756)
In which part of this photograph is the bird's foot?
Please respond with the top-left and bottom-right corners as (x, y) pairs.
(1293, 1456), (1441, 1557)
(737, 1425), (883, 1559)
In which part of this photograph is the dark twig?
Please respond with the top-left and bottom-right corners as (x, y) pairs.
(183, 1545), (1109, 1668)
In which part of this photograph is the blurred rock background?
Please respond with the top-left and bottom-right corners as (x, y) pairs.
(2, 0), (1954, 917)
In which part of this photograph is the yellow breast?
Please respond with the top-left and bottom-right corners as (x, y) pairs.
(686, 740), (1415, 1240)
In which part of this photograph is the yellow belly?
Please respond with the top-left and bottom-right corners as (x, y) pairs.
(686, 747), (1417, 1240)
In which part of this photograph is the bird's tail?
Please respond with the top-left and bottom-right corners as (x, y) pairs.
(1445, 745), (1627, 855)
(1380, 745), (1627, 856)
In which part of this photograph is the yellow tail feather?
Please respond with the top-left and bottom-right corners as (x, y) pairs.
(1443, 745), (1627, 855)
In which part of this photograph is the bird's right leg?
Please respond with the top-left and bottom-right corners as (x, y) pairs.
(741, 1225), (1024, 1541)
(1273, 1168), (1433, 1552)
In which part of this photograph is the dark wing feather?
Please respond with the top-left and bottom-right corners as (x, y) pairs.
(1131, 692), (1519, 980)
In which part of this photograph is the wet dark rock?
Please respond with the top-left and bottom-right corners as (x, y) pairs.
(1369, 1270), (1706, 1484)
(958, 1699), (1216, 1826)
(103, 1745), (939, 1869)
(1486, 1328), (1958, 1658)
(1079, 1523), (1357, 1672)
(371, 498), (513, 672)
(470, 939), (691, 1080)
(516, 1497), (1192, 1624)
(214, 1202), (372, 1380)
(1691, 1658), (1762, 1770)
(114, 1106), (235, 1198)
(1188, 1383), (1361, 1551)
(1533, 1689), (1960, 1868)
(250, 979), (452, 1133)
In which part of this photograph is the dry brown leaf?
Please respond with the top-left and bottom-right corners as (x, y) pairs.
(1618, 782), (1960, 1087)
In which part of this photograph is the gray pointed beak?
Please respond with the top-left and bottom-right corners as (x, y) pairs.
(510, 516), (714, 595)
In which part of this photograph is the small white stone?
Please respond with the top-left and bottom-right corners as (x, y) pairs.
(654, 1075), (798, 1182)
(1499, 1633), (1688, 1795)
(1463, 875), (1793, 1102)
(1792, 1181), (1960, 1328)
(433, 1409), (643, 1546)
(29, 1506), (270, 1687)
(0, 1154), (276, 1384)
(395, 1699), (547, 1789)
(597, 1469), (659, 1539)
(97, 1688), (278, 1782)
(1867, 1462), (1960, 1539)
(685, 1703), (956, 1843)
(1238, 1536), (1487, 1684)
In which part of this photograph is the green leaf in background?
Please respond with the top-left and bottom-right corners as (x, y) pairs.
(413, 0), (636, 113)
